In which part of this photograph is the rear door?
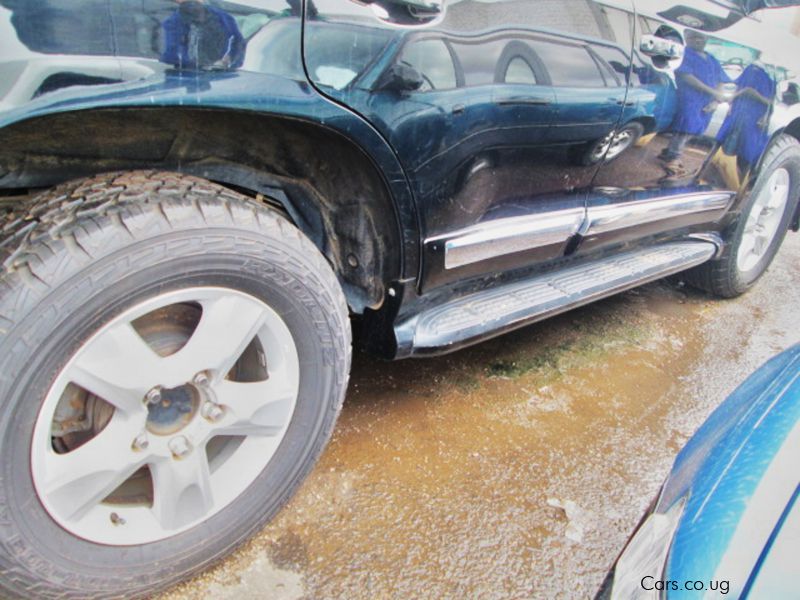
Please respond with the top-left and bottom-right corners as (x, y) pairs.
(580, 0), (791, 255)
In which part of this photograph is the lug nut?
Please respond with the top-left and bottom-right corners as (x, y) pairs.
(168, 435), (191, 459)
(193, 371), (210, 387)
(145, 386), (162, 405)
(201, 402), (225, 422)
(131, 433), (149, 452)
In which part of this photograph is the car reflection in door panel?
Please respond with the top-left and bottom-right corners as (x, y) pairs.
(591, 13), (785, 199)
(370, 29), (669, 188)
(282, 10), (721, 290)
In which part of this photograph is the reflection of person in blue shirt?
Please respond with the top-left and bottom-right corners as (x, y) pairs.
(161, 0), (245, 70)
(717, 63), (775, 169)
(659, 30), (731, 165)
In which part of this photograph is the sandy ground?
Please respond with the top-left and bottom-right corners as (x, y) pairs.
(163, 233), (800, 600)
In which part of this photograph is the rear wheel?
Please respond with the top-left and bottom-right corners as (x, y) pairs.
(574, 121), (644, 166)
(685, 134), (800, 297)
(0, 171), (350, 598)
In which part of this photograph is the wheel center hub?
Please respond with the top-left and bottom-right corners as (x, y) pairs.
(146, 384), (200, 436)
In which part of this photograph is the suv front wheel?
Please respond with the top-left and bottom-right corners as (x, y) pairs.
(0, 171), (350, 599)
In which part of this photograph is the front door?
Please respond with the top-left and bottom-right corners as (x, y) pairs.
(304, 0), (638, 290)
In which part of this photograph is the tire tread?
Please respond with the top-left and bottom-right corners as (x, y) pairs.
(0, 171), (351, 600)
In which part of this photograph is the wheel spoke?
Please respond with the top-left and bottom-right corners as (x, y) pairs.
(768, 187), (788, 208)
(33, 287), (301, 545)
(738, 233), (757, 261)
(150, 451), (214, 530)
(168, 295), (268, 382)
(40, 416), (144, 521)
(753, 233), (768, 257)
(764, 169), (790, 212)
(213, 379), (296, 437)
(743, 207), (761, 234)
(67, 321), (163, 413)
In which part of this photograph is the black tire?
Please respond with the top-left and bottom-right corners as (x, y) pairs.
(685, 134), (800, 298)
(0, 171), (351, 599)
(573, 121), (644, 166)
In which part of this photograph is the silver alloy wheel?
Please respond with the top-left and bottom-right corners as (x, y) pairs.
(590, 129), (634, 162)
(604, 129), (634, 160)
(737, 167), (791, 272)
(31, 287), (300, 545)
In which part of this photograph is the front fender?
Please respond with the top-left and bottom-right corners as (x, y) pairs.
(0, 6), (420, 282)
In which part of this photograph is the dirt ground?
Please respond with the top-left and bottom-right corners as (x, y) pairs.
(163, 233), (800, 600)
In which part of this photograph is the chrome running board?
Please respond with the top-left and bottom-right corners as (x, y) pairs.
(398, 241), (716, 356)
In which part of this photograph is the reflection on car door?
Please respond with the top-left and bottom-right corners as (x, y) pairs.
(534, 38), (626, 149)
(448, 35), (555, 151)
(581, 0), (762, 255)
(303, 0), (634, 291)
(373, 37), (463, 183)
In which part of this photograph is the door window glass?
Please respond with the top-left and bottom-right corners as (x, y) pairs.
(305, 24), (392, 89)
(591, 44), (630, 86)
(398, 39), (457, 91)
(451, 38), (543, 87)
(450, 40), (505, 87)
(599, 5), (635, 46)
(529, 41), (606, 87)
(504, 56), (538, 84)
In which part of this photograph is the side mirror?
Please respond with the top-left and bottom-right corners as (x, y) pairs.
(359, 0), (443, 25)
(375, 64), (424, 93)
(640, 35), (684, 60)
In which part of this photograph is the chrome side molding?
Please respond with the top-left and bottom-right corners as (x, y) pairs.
(687, 232), (725, 258)
(430, 191), (732, 271)
(430, 208), (584, 270)
(582, 192), (733, 237)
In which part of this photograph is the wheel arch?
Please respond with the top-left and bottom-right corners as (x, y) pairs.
(628, 115), (656, 135)
(778, 118), (800, 230)
(0, 107), (408, 313)
(780, 116), (800, 143)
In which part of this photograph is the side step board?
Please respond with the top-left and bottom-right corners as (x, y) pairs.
(399, 241), (716, 356)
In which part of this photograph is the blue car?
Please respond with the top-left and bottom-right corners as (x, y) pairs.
(607, 344), (800, 599)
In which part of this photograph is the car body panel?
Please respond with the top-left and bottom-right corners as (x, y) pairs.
(304, 0), (800, 299)
(656, 344), (800, 598)
(305, 1), (639, 290)
(589, 1), (800, 260)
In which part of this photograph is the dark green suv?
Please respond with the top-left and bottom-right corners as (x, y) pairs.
(1, 0), (799, 597)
